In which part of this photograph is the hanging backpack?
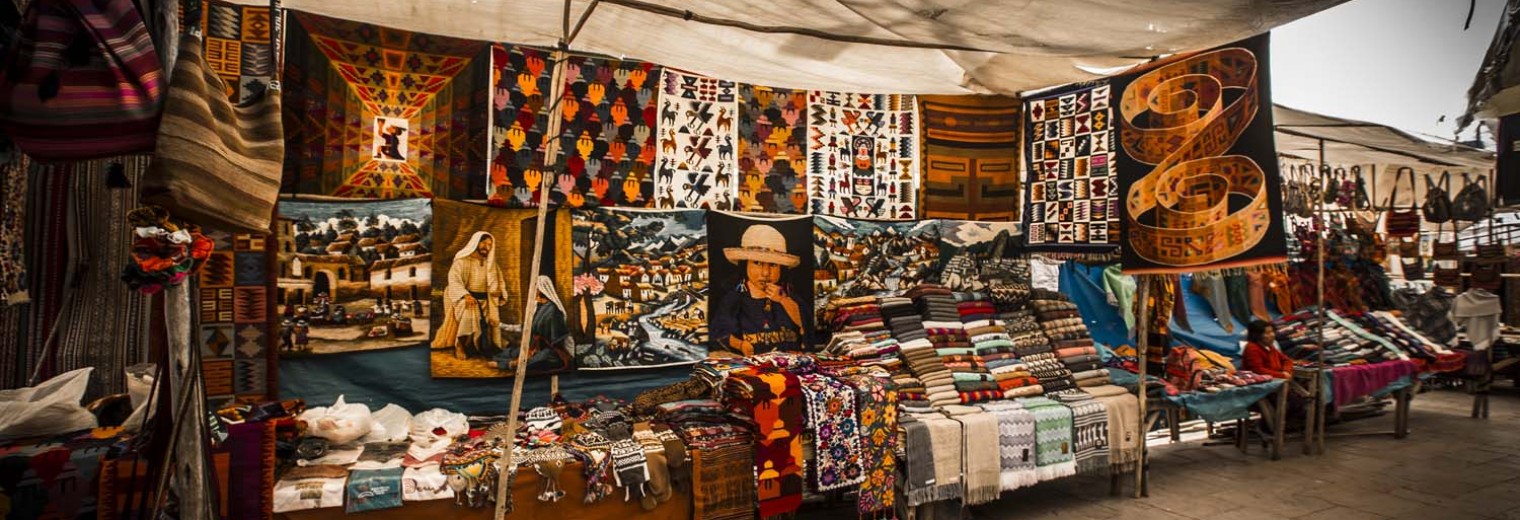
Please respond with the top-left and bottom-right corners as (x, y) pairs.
(1384, 167), (1421, 238)
(1451, 173), (1493, 222)
(0, 0), (164, 161)
(140, 0), (284, 234)
(1422, 171), (1453, 223)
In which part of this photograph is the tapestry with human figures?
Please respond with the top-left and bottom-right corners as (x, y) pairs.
(737, 85), (808, 214)
(655, 69), (738, 210)
(1022, 81), (1119, 253)
(919, 95), (1021, 221)
(812, 216), (940, 324)
(807, 92), (918, 220)
(282, 12), (491, 200)
(489, 50), (661, 209)
(1111, 34), (1287, 274)
(707, 212), (814, 356)
(571, 208), (708, 370)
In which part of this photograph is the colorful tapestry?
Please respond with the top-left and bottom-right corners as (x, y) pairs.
(1022, 81), (1120, 253)
(489, 51), (661, 209)
(813, 216), (940, 318)
(274, 198), (433, 356)
(796, 373), (863, 492)
(935, 220), (1026, 294)
(707, 212), (813, 356)
(737, 85), (808, 213)
(200, 230), (276, 403)
(807, 92), (918, 220)
(429, 199), (573, 378)
(283, 12), (490, 199)
(655, 69), (738, 210)
(1112, 34), (1287, 274)
(197, 0), (275, 104)
(919, 95), (1021, 221)
(835, 372), (897, 515)
(725, 368), (805, 518)
(571, 207), (708, 369)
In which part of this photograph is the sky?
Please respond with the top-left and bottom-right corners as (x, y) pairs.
(1272, 0), (1505, 145)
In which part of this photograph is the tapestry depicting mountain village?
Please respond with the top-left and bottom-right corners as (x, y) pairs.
(572, 208), (709, 369)
(812, 216), (940, 315)
(275, 199), (433, 355)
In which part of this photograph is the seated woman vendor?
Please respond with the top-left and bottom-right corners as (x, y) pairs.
(1243, 320), (1294, 379)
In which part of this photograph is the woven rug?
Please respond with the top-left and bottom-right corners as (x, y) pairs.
(737, 85), (808, 214)
(919, 95), (1022, 221)
(806, 92), (918, 220)
(1057, 393), (1111, 474)
(979, 401), (1038, 491)
(1016, 396), (1076, 481)
(656, 69), (739, 210)
(1022, 81), (1120, 255)
(692, 441), (757, 520)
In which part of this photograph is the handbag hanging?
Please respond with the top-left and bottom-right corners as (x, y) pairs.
(1402, 256), (1425, 281)
(0, 0), (165, 161)
(1422, 171), (1453, 223)
(1334, 167), (1354, 207)
(1384, 167), (1421, 238)
(1471, 262), (1502, 291)
(1432, 266), (1463, 290)
(1451, 173), (1493, 222)
(1396, 237), (1420, 258)
(140, 0), (284, 234)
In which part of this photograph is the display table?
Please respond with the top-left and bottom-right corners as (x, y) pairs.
(276, 459), (693, 520)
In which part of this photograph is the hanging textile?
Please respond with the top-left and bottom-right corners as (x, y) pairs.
(737, 85), (808, 214)
(1022, 81), (1120, 254)
(198, 230), (276, 401)
(0, 141), (25, 306)
(429, 199), (574, 377)
(654, 69), (739, 210)
(490, 48), (661, 208)
(1112, 34), (1288, 274)
(796, 373), (863, 492)
(707, 212), (813, 355)
(275, 198), (433, 357)
(282, 12), (490, 199)
(812, 216), (940, 324)
(571, 207), (708, 369)
(919, 94), (1021, 221)
(806, 92), (918, 219)
(835, 371), (897, 515)
(934, 220), (1027, 300)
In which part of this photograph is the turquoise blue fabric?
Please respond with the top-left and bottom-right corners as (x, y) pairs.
(1163, 379), (1285, 423)
(1059, 262), (1134, 349)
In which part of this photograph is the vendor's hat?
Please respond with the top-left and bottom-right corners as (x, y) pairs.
(724, 225), (799, 268)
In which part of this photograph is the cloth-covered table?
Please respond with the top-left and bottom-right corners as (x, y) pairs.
(275, 459), (692, 520)
(0, 429), (118, 520)
(1162, 380), (1285, 423)
(1325, 360), (1420, 408)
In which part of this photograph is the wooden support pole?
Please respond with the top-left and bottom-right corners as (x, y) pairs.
(1133, 276), (1152, 499)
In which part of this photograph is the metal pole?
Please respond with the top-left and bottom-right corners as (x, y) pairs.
(1133, 276), (1152, 499)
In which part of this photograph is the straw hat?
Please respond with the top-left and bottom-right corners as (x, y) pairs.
(724, 225), (799, 268)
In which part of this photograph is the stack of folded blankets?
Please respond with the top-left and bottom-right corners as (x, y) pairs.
(1004, 309), (1051, 357)
(1055, 338), (1109, 388)
(1031, 294), (1088, 343)
(831, 296), (886, 334)
(899, 337), (956, 409)
(882, 296), (927, 343)
(927, 294), (994, 405)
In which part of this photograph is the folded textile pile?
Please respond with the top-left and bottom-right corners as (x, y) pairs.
(977, 400), (1039, 491)
(883, 296), (927, 343)
(928, 319), (997, 405)
(1015, 396), (1076, 481)
(1032, 295), (1089, 343)
(1082, 384), (1140, 470)
(900, 337), (957, 408)
(653, 399), (745, 427)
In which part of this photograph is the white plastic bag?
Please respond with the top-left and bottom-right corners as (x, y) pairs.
(0, 368), (98, 440)
(407, 408), (467, 461)
(362, 404), (413, 443)
(298, 395), (373, 444)
(120, 364), (157, 433)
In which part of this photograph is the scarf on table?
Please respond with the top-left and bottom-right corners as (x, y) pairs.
(835, 372), (897, 516)
(692, 439), (757, 520)
(1016, 396), (1076, 481)
(898, 416), (938, 507)
(1083, 384), (1140, 470)
(944, 405), (1000, 505)
(724, 369), (804, 518)
(797, 373), (865, 492)
(978, 401), (1038, 491)
(1053, 393), (1110, 474)
(909, 412), (964, 505)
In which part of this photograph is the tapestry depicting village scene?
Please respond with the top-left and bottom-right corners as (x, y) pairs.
(812, 216), (941, 323)
(274, 198), (433, 355)
(572, 208), (709, 369)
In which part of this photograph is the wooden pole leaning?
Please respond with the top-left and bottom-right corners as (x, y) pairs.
(1133, 276), (1152, 499)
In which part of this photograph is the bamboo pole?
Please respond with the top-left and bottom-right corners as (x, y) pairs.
(1132, 276), (1152, 498)
(1313, 138), (1328, 456)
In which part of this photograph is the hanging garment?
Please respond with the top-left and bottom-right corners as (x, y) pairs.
(1224, 273), (1254, 326)
(1191, 273), (1234, 333)
(1102, 264), (1137, 331)
(1452, 289), (1502, 350)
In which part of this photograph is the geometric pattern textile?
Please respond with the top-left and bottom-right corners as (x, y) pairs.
(282, 12), (490, 200)
(1022, 81), (1119, 252)
(919, 95), (1021, 221)
(807, 92), (918, 220)
(655, 69), (738, 210)
(737, 85), (808, 214)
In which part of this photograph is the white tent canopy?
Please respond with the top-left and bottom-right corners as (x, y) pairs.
(240, 0), (1345, 95)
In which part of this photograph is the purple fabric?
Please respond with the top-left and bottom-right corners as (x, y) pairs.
(1330, 360), (1419, 408)
(227, 421), (271, 520)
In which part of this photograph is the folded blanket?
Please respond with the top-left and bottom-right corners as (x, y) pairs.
(1016, 396), (1077, 481)
(958, 390), (1002, 405)
(1003, 385), (1045, 399)
(1055, 346), (1098, 359)
(1083, 385), (1140, 470)
(951, 372), (994, 383)
(955, 381), (1000, 393)
(978, 401), (1039, 491)
(997, 376), (1041, 391)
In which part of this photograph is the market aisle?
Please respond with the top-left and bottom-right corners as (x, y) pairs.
(966, 388), (1520, 520)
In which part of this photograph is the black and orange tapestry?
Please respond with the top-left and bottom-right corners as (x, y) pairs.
(919, 95), (1021, 221)
(1022, 81), (1120, 253)
(282, 12), (491, 200)
(737, 85), (808, 214)
(488, 50), (661, 209)
(1111, 33), (1287, 274)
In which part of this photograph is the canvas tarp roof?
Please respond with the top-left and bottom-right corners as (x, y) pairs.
(233, 0), (1344, 95)
(1463, 0), (1520, 125)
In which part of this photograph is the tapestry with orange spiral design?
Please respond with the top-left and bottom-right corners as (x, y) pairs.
(1113, 34), (1287, 274)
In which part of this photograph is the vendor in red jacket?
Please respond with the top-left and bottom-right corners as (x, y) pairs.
(1243, 320), (1294, 379)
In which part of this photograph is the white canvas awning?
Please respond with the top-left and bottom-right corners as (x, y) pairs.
(237, 0), (1346, 95)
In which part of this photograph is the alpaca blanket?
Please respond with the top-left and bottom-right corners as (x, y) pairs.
(1084, 384), (1141, 469)
(978, 401), (1039, 491)
(945, 408), (1001, 505)
(1057, 394), (1110, 474)
(920, 413), (964, 505)
(1015, 397), (1076, 481)
(837, 372), (897, 516)
(899, 416), (936, 507)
